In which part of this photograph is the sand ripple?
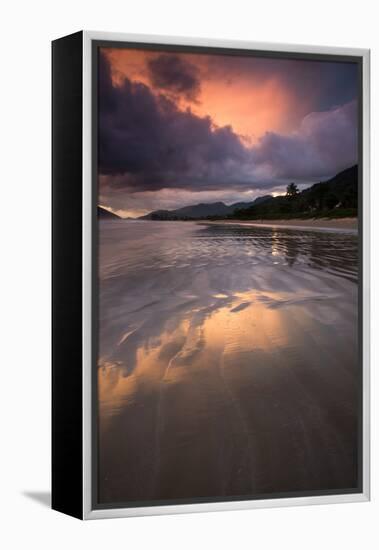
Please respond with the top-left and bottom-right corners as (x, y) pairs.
(97, 221), (359, 504)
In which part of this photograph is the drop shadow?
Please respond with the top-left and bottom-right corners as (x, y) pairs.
(23, 491), (51, 508)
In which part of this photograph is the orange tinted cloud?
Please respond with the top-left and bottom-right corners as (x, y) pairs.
(103, 48), (300, 143)
(105, 48), (151, 86)
(198, 77), (294, 144)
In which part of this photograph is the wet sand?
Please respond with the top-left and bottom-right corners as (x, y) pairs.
(201, 217), (358, 231)
(97, 220), (359, 505)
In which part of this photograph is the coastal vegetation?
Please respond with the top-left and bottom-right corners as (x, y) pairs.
(231, 165), (357, 221)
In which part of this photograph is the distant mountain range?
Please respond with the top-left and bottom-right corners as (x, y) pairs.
(98, 206), (121, 219)
(99, 165), (358, 222)
(139, 195), (272, 220)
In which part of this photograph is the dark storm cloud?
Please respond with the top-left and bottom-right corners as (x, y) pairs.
(147, 54), (201, 101)
(99, 51), (358, 194)
(296, 60), (357, 112)
(99, 52), (249, 191)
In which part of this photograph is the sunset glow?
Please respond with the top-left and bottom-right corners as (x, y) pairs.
(99, 46), (358, 216)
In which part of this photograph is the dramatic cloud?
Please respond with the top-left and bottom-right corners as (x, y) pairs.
(147, 54), (201, 102)
(98, 48), (359, 214)
(254, 100), (358, 179)
(99, 52), (250, 191)
(203, 55), (358, 114)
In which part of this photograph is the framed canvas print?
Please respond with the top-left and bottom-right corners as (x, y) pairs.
(52, 31), (370, 520)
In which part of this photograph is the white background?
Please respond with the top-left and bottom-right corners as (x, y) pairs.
(1, 0), (377, 548)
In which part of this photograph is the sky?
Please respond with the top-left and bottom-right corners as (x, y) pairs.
(98, 46), (358, 218)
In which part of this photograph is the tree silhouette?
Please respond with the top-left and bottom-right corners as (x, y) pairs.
(286, 183), (299, 197)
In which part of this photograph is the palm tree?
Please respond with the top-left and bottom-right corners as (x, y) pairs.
(286, 183), (299, 197)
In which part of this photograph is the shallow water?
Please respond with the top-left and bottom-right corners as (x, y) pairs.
(97, 220), (359, 505)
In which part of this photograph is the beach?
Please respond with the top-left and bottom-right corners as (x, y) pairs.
(201, 217), (358, 231)
(98, 220), (359, 505)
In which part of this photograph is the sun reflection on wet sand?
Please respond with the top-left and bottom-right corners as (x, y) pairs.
(97, 221), (359, 504)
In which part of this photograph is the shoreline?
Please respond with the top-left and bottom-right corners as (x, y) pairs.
(199, 217), (358, 232)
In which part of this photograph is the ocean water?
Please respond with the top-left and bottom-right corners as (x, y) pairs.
(97, 220), (359, 504)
